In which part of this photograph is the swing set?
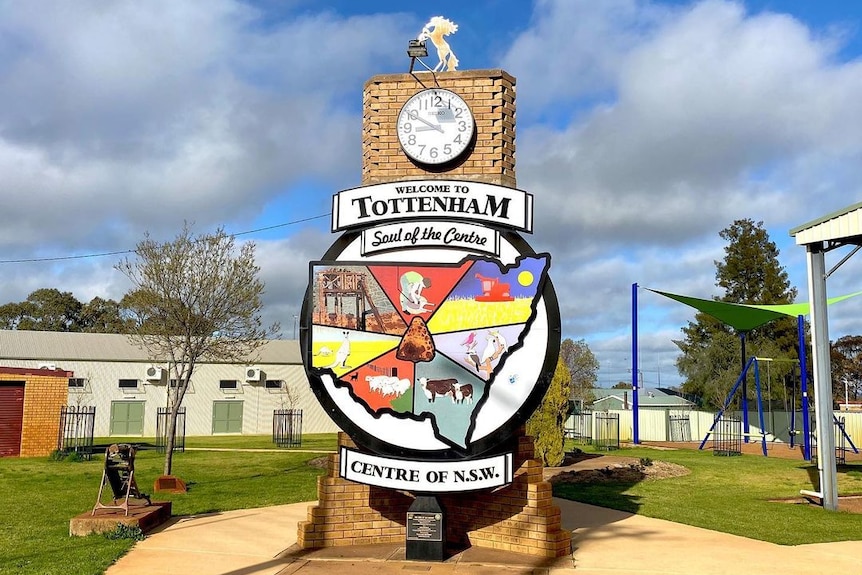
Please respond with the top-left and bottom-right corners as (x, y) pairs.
(636, 287), (860, 459)
(697, 355), (857, 457)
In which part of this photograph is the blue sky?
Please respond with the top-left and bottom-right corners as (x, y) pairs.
(3, 1), (862, 389)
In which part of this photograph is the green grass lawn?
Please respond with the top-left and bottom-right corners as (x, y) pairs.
(0, 435), (335, 575)
(5, 435), (862, 574)
(555, 443), (862, 545)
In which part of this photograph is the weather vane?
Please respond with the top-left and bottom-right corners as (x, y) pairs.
(407, 16), (460, 73)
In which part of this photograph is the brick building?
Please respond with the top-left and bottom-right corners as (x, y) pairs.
(0, 366), (69, 457)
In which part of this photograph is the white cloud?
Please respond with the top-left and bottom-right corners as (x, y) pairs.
(4, 0), (862, 390)
(512, 0), (862, 255)
(0, 1), (411, 254)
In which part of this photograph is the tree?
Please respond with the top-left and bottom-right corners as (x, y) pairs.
(14, 288), (83, 331)
(675, 219), (799, 408)
(831, 335), (862, 405)
(80, 296), (134, 333)
(611, 381), (631, 389)
(0, 290), (130, 333)
(117, 224), (279, 475)
(526, 358), (572, 466)
(0, 301), (27, 329)
(715, 219), (796, 304)
(559, 338), (598, 406)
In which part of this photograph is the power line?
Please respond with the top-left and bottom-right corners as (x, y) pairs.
(0, 213), (331, 265)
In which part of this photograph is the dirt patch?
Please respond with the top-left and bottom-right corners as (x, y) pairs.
(770, 494), (862, 514)
(307, 456), (330, 469)
(838, 496), (862, 513)
(546, 456), (690, 485)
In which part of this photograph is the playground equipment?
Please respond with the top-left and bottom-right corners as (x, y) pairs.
(699, 356), (770, 456)
(92, 444), (150, 516)
(697, 355), (858, 457)
(758, 357), (808, 449)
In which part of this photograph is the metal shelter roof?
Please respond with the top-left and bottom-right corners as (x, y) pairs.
(0, 330), (302, 365)
(790, 200), (862, 246)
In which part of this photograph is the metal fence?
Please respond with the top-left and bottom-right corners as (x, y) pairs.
(811, 416), (848, 466)
(273, 409), (303, 448)
(57, 406), (96, 459)
(668, 411), (692, 442)
(566, 410), (593, 444)
(594, 412), (620, 450)
(712, 416), (742, 456)
(156, 407), (186, 453)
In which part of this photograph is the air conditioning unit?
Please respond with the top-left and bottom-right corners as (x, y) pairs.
(245, 367), (263, 382)
(37, 362), (57, 370)
(145, 366), (165, 381)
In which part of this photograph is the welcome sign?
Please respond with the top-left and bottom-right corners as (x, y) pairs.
(302, 179), (559, 492)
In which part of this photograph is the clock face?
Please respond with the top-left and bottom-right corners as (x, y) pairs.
(397, 88), (475, 165)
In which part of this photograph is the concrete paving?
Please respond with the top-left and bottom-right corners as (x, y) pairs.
(105, 498), (862, 575)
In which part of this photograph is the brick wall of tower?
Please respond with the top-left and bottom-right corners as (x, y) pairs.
(362, 70), (516, 187)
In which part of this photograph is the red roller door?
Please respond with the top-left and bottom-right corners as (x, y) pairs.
(0, 383), (25, 457)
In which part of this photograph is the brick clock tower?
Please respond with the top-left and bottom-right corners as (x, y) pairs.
(297, 68), (571, 559)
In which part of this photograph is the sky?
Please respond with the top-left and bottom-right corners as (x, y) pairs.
(3, 0), (862, 389)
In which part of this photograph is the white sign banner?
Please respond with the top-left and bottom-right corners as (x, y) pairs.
(360, 221), (500, 256)
(339, 447), (514, 492)
(332, 180), (533, 233)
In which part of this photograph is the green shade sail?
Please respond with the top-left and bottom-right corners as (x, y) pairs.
(647, 289), (862, 332)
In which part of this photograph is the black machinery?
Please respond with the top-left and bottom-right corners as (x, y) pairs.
(92, 443), (151, 516)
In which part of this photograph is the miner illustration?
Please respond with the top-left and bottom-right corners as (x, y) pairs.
(399, 270), (434, 314)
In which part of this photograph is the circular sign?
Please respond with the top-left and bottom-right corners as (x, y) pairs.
(301, 230), (560, 460)
(397, 88), (475, 166)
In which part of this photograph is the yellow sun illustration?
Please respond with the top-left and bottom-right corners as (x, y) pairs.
(518, 270), (534, 287)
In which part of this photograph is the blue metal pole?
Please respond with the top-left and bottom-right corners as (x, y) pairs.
(798, 315), (811, 461)
(741, 332), (750, 443)
(698, 356), (756, 450)
(753, 359), (768, 456)
(632, 282), (639, 444)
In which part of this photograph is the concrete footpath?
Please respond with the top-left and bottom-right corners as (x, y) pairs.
(105, 498), (862, 575)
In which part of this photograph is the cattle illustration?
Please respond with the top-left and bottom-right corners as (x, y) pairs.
(453, 382), (473, 404)
(418, 377), (457, 403)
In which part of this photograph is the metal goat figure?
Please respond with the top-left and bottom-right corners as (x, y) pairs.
(418, 16), (459, 72)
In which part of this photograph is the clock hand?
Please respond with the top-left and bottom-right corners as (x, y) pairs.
(409, 110), (444, 133)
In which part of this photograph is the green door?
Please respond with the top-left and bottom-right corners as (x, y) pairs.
(110, 401), (145, 436)
(212, 401), (243, 434)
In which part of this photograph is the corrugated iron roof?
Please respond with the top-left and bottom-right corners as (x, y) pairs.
(592, 387), (694, 407)
(0, 330), (301, 365)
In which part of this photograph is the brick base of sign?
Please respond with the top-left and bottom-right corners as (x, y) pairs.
(296, 431), (572, 558)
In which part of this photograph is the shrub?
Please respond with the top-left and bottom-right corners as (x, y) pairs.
(104, 523), (145, 541)
(526, 359), (572, 466)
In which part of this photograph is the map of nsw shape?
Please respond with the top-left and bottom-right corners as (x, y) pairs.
(309, 254), (551, 451)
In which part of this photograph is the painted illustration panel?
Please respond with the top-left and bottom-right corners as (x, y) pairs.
(308, 254), (550, 451)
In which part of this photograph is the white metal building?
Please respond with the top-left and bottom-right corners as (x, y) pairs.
(0, 330), (339, 437)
